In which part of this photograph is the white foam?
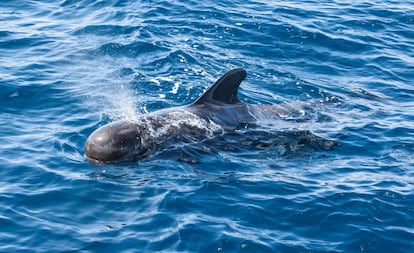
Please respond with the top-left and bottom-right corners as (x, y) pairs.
(141, 110), (223, 142)
(171, 82), (180, 94)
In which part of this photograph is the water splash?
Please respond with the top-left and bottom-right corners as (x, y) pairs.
(138, 110), (223, 144)
(78, 58), (142, 122)
(103, 82), (140, 122)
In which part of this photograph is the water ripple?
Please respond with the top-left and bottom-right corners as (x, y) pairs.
(1, 0), (414, 252)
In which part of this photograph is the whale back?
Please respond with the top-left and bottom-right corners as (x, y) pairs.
(192, 68), (247, 106)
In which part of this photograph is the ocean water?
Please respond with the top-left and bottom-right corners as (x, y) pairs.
(1, 0), (413, 252)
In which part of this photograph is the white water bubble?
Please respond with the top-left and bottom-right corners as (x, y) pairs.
(171, 82), (180, 94)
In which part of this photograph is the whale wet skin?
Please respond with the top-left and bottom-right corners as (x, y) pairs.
(85, 109), (222, 162)
(84, 68), (333, 162)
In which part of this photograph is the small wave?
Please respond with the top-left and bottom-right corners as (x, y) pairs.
(73, 25), (138, 36)
(94, 41), (168, 58)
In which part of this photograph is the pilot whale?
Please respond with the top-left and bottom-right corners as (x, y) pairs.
(85, 68), (329, 162)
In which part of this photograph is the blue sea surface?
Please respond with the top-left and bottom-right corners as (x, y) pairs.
(1, 0), (413, 252)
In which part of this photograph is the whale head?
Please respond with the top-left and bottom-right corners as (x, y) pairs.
(84, 120), (151, 162)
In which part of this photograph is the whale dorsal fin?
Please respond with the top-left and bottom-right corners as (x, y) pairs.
(193, 68), (247, 105)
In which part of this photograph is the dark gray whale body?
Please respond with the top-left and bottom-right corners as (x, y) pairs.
(85, 68), (326, 162)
